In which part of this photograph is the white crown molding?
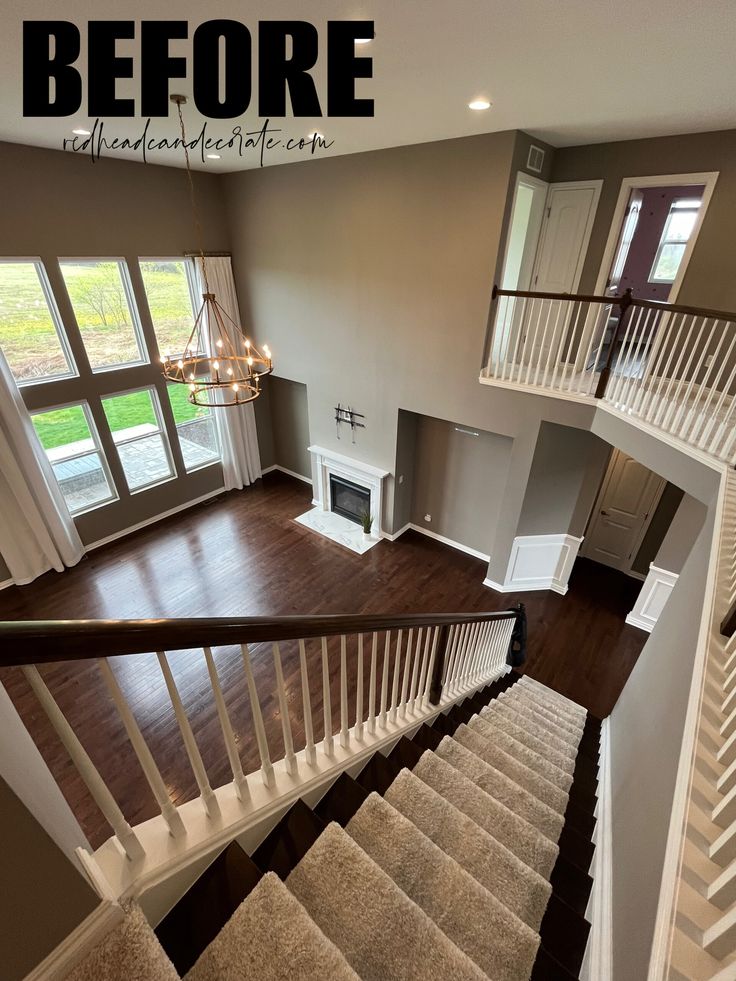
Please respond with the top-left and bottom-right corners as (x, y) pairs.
(23, 900), (124, 981)
(485, 533), (583, 594)
(625, 564), (679, 633)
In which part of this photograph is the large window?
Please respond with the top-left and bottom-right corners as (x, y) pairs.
(32, 403), (116, 515)
(60, 260), (146, 371)
(139, 259), (200, 359)
(649, 199), (701, 285)
(167, 384), (219, 472)
(0, 261), (75, 384)
(102, 388), (175, 492)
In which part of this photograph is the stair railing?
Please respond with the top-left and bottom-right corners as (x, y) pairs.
(0, 608), (521, 897)
(485, 286), (736, 466)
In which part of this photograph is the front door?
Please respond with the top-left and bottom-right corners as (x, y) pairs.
(581, 450), (665, 572)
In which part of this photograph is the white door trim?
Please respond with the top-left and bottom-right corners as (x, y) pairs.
(531, 179), (603, 293)
(499, 171), (549, 289)
(593, 171), (719, 302)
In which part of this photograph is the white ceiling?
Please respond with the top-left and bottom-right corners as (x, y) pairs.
(3, 0), (736, 172)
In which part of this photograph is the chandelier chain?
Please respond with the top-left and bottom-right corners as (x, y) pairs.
(175, 100), (210, 295)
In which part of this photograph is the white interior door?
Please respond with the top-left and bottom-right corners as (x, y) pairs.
(522, 181), (602, 368)
(581, 449), (666, 572)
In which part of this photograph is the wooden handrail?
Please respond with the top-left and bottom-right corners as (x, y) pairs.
(0, 610), (519, 666)
(492, 285), (736, 325)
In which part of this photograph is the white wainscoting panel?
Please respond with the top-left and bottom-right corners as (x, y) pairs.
(485, 533), (583, 595)
(625, 564), (679, 633)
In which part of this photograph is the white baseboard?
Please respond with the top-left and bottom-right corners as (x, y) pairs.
(625, 564), (679, 633)
(581, 715), (612, 981)
(407, 524), (491, 562)
(86, 486), (227, 552)
(262, 464), (313, 485)
(383, 522), (411, 542)
(23, 900), (124, 981)
(484, 533), (583, 594)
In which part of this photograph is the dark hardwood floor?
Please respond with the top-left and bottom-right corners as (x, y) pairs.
(0, 471), (645, 848)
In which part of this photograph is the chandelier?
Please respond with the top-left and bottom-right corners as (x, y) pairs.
(163, 95), (273, 407)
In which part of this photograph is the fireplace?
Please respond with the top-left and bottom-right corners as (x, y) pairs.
(330, 475), (370, 525)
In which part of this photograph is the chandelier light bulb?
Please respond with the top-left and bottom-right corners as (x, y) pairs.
(177, 359), (184, 369)
(245, 339), (251, 348)
(216, 338), (223, 348)
(227, 367), (233, 376)
(247, 356), (253, 366)
(213, 360), (219, 371)
(232, 383), (239, 392)
(189, 384), (196, 392)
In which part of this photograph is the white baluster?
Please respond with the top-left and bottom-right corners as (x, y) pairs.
(339, 635), (350, 748)
(367, 632), (378, 735)
(98, 657), (186, 836)
(157, 652), (220, 818)
(355, 634), (364, 741)
(525, 299), (551, 386)
(399, 627), (414, 719)
(672, 317), (720, 436)
(379, 631), (391, 729)
(408, 627), (424, 713)
(422, 626), (441, 707)
(443, 624), (461, 691)
(390, 629), (403, 723)
(202, 647), (250, 802)
(321, 637), (334, 755)
(414, 627), (433, 712)
(240, 643), (274, 787)
(684, 326), (735, 445)
(298, 640), (316, 766)
(272, 642), (297, 776)
(449, 623), (469, 693)
(502, 296), (528, 383)
(23, 665), (144, 861)
(584, 304), (613, 396)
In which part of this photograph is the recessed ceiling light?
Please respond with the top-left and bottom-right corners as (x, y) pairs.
(206, 153), (221, 159)
(308, 132), (325, 140)
(72, 128), (91, 136)
(468, 99), (492, 111)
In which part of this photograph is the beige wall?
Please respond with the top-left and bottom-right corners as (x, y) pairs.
(222, 131), (598, 579)
(407, 413), (513, 555)
(550, 129), (736, 310)
(0, 140), (232, 549)
(1, 778), (99, 981)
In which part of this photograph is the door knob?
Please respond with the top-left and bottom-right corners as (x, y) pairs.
(600, 509), (610, 516)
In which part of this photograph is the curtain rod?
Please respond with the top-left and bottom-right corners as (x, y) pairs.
(184, 251), (232, 258)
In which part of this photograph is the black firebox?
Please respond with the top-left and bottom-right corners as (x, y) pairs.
(329, 475), (370, 524)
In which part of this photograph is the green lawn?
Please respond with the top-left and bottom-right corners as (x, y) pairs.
(33, 386), (203, 451)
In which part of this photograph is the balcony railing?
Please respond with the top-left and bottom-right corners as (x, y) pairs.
(484, 287), (736, 466)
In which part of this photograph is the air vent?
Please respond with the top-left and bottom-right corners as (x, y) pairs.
(527, 145), (545, 174)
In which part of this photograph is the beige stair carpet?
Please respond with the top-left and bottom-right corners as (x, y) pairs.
(458, 720), (570, 808)
(385, 769), (552, 930)
(478, 707), (575, 776)
(489, 700), (581, 759)
(501, 689), (584, 739)
(517, 676), (588, 720)
(498, 696), (585, 750)
(347, 792), (540, 981)
(469, 715), (573, 791)
(507, 683), (585, 726)
(287, 822), (487, 981)
(412, 751), (558, 878)
(63, 903), (178, 981)
(185, 872), (358, 981)
(435, 735), (564, 842)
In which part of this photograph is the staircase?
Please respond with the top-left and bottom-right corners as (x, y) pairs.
(63, 672), (601, 981)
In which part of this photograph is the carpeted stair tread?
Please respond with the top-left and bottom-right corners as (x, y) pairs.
(503, 689), (585, 736)
(512, 684), (587, 730)
(412, 751), (559, 878)
(489, 700), (582, 763)
(63, 903), (178, 981)
(482, 703), (577, 772)
(252, 799), (325, 879)
(456, 721), (570, 812)
(384, 769), (552, 930)
(499, 692), (584, 744)
(346, 792), (540, 981)
(435, 735), (565, 842)
(470, 715), (573, 791)
(517, 676), (587, 720)
(185, 872), (359, 981)
(156, 841), (263, 976)
(287, 822), (487, 981)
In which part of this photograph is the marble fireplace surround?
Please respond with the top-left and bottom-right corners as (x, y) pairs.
(308, 445), (390, 537)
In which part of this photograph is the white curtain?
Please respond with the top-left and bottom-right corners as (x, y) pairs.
(195, 256), (262, 491)
(0, 352), (84, 585)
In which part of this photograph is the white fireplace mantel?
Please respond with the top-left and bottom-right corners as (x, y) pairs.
(308, 445), (390, 536)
